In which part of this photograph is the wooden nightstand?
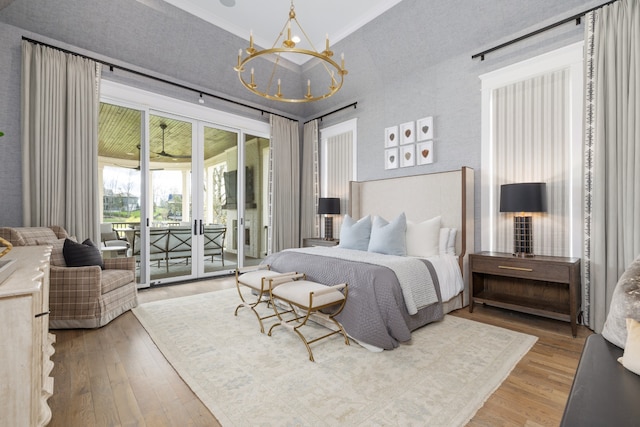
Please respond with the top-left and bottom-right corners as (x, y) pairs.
(469, 252), (581, 337)
(302, 238), (339, 248)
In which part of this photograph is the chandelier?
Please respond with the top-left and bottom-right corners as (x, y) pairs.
(233, 1), (348, 103)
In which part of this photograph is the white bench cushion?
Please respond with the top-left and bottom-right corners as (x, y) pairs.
(272, 280), (345, 308)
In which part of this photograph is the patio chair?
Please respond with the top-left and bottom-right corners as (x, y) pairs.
(204, 225), (226, 265)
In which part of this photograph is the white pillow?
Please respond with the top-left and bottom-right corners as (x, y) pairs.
(406, 216), (441, 258)
(439, 227), (457, 255)
(368, 213), (407, 256)
(337, 215), (371, 251)
(618, 318), (640, 376)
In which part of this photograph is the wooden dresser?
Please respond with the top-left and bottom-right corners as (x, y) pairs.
(0, 246), (55, 427)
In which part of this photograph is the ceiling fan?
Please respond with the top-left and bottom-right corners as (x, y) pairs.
(115, 162), (163, 171)
(151, 123), (191, 159)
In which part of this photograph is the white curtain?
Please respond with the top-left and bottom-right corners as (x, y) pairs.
(584, 0), (640, 332)
(490, 69), (572, 257)
(300, 120), (319, 245)
(268, 115), (300, 253)
(22, 41), (101, 243)
(320, 130), (353, 235)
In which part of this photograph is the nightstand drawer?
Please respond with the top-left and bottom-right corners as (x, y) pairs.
(471, 257), (570, 283)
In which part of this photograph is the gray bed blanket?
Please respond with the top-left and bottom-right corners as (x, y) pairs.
(262, 250), (444, 350)
(289, 247), (438, 314)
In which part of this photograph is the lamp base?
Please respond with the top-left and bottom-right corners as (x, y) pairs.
(513, 215), (535, 257)
(323, 216), (334, 241)
(512, 252), (536, 258)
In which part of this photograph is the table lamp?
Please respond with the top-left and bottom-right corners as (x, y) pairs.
(499, 183), (547, 257)
(318, 197), (340, 240)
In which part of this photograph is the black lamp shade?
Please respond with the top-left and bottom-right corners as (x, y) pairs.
(500, 183), (547, 213)
(318, 197), (341, 215)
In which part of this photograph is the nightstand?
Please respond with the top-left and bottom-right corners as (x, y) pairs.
(302, 238), (339, 248)
(469, 252), (581, 337)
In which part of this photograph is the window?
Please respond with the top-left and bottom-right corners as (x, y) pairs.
(320, 118), (358, 234)
(480, 42), (583, 257)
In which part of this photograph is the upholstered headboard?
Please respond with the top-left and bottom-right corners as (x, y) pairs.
(349, 167), (474, 304)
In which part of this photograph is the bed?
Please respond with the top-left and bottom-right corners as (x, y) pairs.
(263, 167), (474, 350)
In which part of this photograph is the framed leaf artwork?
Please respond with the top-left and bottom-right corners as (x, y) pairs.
(400, 144), (415, 167)
(417, 116), (434, 141)
(385, 148), (398, 169)
(416, 140), (434, 165)
(385, 126), (399, 148)
(399, 121), (415, 145)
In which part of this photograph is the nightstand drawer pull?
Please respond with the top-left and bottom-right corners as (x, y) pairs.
(498, 265), (533, 272)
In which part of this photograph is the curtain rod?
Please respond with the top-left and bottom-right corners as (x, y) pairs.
(22, 36), (296, 121)
(305, 102), (357, 124)
(471, 0), (619, 61)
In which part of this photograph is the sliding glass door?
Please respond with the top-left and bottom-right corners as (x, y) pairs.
(198, 125), (270, 272)
(241, 133), (270, 267)
(145, 113), (195, 282)
(100, 80), (271, 287)
(200, 123), (238, 274)
(98, 101), (147, 284)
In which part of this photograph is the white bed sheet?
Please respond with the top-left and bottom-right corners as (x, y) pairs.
(423, 253), (464, 302)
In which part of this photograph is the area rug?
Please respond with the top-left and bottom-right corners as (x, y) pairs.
(133, 288), (537, 426)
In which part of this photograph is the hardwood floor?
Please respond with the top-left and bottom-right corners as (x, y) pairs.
(48, 277), (591, 426)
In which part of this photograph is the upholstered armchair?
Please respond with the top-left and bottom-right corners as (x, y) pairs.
(0, 226), (138, 329)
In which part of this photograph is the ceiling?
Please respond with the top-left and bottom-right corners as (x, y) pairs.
(98, 103), (244, 168)
(161, 0), (404, 65)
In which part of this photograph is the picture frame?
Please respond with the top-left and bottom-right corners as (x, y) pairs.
(399, 121), (415, 145)
(400, 144), (415, 168)
(417, 116), (434, 141)
(385, 147), (398, 169)
(384, 126), (399, 148)
(416, 140), (434, 165)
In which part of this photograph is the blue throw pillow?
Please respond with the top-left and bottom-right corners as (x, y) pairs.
(337, 215), (372, 251)
(368, 213), (407, 256)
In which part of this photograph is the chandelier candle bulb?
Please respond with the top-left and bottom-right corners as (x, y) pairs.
(235, 49), (243, 71)
(306, 79), (312, 98)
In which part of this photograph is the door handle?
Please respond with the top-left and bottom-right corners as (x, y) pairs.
(199, 219), (204, 235)
(194, 220), (198, 235)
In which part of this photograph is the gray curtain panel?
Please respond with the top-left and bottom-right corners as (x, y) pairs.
(268, 115), (300, 253)
(21, 41), (101, 243)
(300, 119), (319, 246)
(584, 0), (640, 332)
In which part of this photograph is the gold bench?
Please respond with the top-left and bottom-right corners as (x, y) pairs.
(234, 266), (297, 333)
(267, 273), (349, 362)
